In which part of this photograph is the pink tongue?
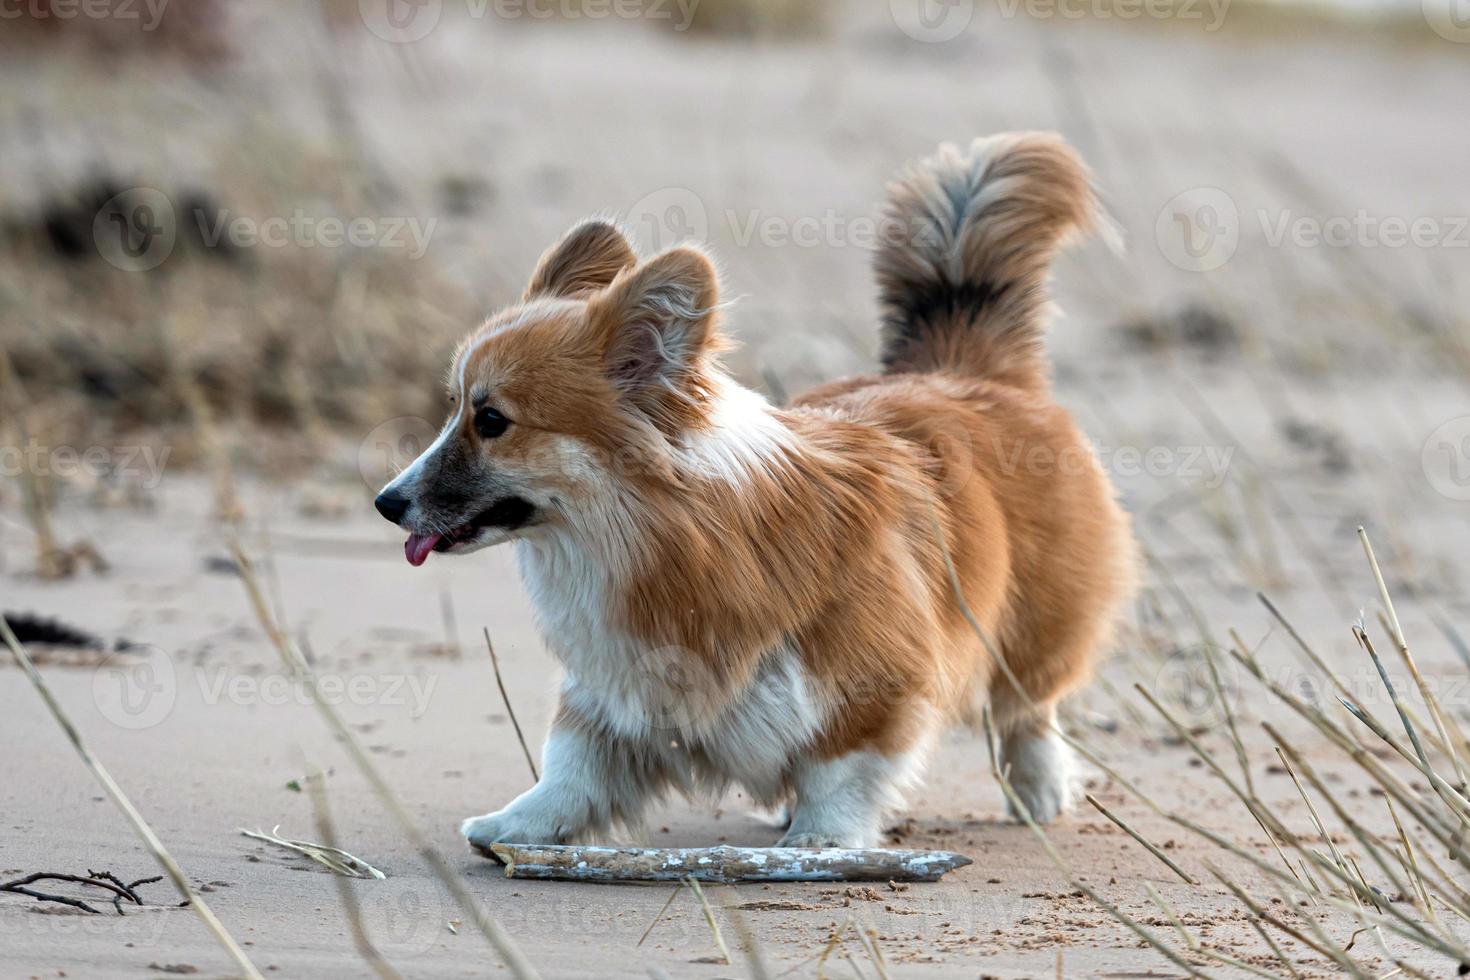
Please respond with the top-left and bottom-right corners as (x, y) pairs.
(404, 533), (443, 567)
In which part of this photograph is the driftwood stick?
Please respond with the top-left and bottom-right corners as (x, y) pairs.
(487, 844), (971, 884)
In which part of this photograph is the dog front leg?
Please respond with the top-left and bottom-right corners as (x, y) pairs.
(460, 714), (659, 852)
(778, 749), (915, 848)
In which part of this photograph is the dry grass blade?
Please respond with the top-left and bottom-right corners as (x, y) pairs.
(161, 318), (243, 523)
(1358, 527), (1470, 784)
(637, 883), (683, 947)
(1385, 799), (1437, 923)
(926, 502), (1053, 722)
(0, 617), (265, 980)
(852, 919), (890, 980)
(239, 826), (386, 879)
(0, 348), (65, 577)
(1349, 627), (1470, 824)
(683, 875), (732, 966)
(1085, 794), (1197, 884)
(1143, 882), (1199, 951)
(439, 589), (461, 658)
(306, 772), (403, 980)
(226, 536), (542, 980)
(722, 902), (773, 980)
(1270, 749), (1354, 890)
(484, 628), (538, 782)
(1202, 640), (1255, 799)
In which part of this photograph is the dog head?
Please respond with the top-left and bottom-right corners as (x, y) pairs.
(375, 219), (726, 565)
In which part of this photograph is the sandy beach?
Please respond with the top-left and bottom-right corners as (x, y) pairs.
(3, 2), (1470, 976)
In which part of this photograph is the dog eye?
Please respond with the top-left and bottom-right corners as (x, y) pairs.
(474, 405), (510, 439)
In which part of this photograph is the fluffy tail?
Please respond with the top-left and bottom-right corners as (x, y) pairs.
(873, 132), (1098, 389)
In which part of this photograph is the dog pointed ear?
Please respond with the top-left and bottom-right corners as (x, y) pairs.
(524, 220), (637, 300)
(589, 246), (723, 432)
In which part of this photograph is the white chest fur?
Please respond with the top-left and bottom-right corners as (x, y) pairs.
(517, 537), (825, 803)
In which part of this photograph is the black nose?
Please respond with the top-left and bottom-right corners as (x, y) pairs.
(375, 491), (410, 525)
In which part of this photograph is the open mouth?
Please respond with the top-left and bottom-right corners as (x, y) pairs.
(403, 497), (537, 567)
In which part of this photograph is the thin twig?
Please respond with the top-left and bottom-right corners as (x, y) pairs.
(484, 629), (538, 782)
(637, 883), (683, 947)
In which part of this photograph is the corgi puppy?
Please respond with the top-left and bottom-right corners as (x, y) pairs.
(375, 132), (1136, 850)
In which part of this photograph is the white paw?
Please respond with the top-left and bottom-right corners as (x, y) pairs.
(776, 829), (869, 848)
(460, 802), (573, 854)
(1005, 770), (1074, 823)
(1003, 729), (1074, 824)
